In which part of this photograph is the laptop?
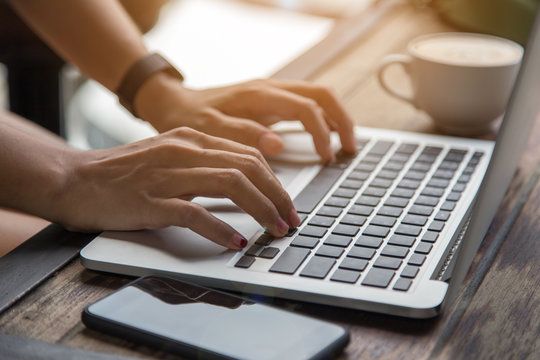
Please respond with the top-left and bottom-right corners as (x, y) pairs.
(81, 11), (540, 318)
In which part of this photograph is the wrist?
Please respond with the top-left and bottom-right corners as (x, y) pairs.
(133, 70), (196, 132)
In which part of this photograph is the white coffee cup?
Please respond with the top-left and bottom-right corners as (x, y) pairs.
(377, 32), (523, 136)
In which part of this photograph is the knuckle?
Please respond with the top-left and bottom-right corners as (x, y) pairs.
(181, 202), (205, 225)
(239, 154), (262, 173)
(172, 126), (199, 138)
(219, 168), (246, 187)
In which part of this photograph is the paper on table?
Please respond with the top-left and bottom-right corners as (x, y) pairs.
(143, 0), (334, 89)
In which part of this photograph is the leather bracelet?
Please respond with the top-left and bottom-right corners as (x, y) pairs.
(116, 53), (184, 117)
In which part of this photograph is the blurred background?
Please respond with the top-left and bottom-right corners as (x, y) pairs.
(0, 0), (537, 149)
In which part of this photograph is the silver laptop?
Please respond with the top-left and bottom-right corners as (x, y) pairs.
(81, 11), (540, 318)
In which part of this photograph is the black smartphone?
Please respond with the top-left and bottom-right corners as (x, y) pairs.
(82, 276), (349, 360)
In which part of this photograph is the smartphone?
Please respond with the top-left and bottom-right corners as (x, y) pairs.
(82, 276), (349, 360)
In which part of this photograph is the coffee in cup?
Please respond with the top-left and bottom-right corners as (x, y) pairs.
(377, 32), (523, 136)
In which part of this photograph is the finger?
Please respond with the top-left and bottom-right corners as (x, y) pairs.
(200, 113), (285, 156)
(158, 127), (277, 180)
(176, 126), (278, 174)
(155, 199), (249, 250)
(155, 167), (295, 236)
(267, 79), (357, 154)
(225, 85), (334, 161)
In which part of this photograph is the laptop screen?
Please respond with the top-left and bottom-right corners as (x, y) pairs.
(446, 6), (540, 304)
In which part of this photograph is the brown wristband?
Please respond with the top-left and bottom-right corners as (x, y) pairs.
(116, 53), (184, 117)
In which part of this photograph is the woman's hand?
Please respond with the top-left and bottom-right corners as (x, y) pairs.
(135, 75), (357, 163)
(55, 128), (300, 250)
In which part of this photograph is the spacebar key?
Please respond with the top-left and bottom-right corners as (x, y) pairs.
(293, 167), (344, 213)
(269, 247), (310, 275)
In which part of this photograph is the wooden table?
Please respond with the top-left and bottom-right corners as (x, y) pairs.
(1, 1), (539, 359)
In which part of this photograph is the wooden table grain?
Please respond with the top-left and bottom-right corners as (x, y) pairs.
(1, 2), (539, 359)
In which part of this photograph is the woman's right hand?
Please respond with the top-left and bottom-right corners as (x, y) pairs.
(55, 127), (300, 250)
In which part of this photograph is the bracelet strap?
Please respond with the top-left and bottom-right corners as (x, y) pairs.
(116, 53), (184, 117)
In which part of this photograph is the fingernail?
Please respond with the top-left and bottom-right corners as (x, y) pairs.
(277, 217), (289, 235)
(232, 233), (248, 248)
(289, 210), (301, 228)
(259, 133), (283, 155)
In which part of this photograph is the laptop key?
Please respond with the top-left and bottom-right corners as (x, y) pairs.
(355, 195), (380, 206)
(245, 244), (264, 257)
(300, 256), (336, 279)
(259, 247), (280, 259)
(340, 214), (367, 227)
(401, 265), (419, 279)
(415, 195), (439, 207)
(388, 235), (416, 247)
(428, 221), (445, 232)
(324, 234), (353, 247)
(395, 224), (423, 237)
(402, 214), (428, 226)
(255, 233), (275, 246)
(317, 206), (342, 218)
(427, 178), (450, 188)
(293, 167), (344, 213)
(378, 170), (399, 180)
(398, 179), (421, 190)
(235, 255), (256, 268)
(333, 188), (356, 198)
(408, 254), (426, 266)
(325, 197), (349, 208)
(347, 246), (376, 259)
(370, 215), (397, 228)
(355, 235), (383, 248)
(435, 210), (451, 221)
(391, 188), (415, 199)
(362, 268), (395, 288)
(422, 231), (439, 243)
(384, 197), (409, 208)
(269, 247), (310, 274)
(370, 178), (393, 189)
(363, 187), (386, 197)
(377, 206), (403, 217)
(290, 236), (319, 249)
(409, 205), (434, 216)
(369, 140), (394, 155)
(332, 224), (360, 237)
(395, 143), (418, 154)
(421, 187), (445, 197)
(299, 225), (327, 238)
(453, 183), (467, 192)
(446, 191), (461, 201)
(331, 269), (361, 284)
(348, 205), (374, 216)
(355, 163), (376, 172)
(308, 215), (335, 228)
(339, 257), (368, 271)
(342, 179), (364, 189)
(393, 278), (412, 291)
(415, 242), (433, 255)
(363, 225), (390, 238)
(348, 171), (370, 181)
(440, 201), (456, 211)
(374, 256), (403, 270)
(381, 245), (409, 258)
(316, 245), (344, 258)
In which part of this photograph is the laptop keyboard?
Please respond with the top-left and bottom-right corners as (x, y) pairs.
(235, 138), (484, 292)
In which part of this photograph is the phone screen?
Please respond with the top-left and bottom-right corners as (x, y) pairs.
(84, 277), (348, 359)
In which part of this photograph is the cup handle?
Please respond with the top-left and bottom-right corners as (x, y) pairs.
(377, 54), (416, 107)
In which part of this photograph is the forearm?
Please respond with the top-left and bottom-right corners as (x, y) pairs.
(8, 0), (148, 92)
(0, 119), (72, 221)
